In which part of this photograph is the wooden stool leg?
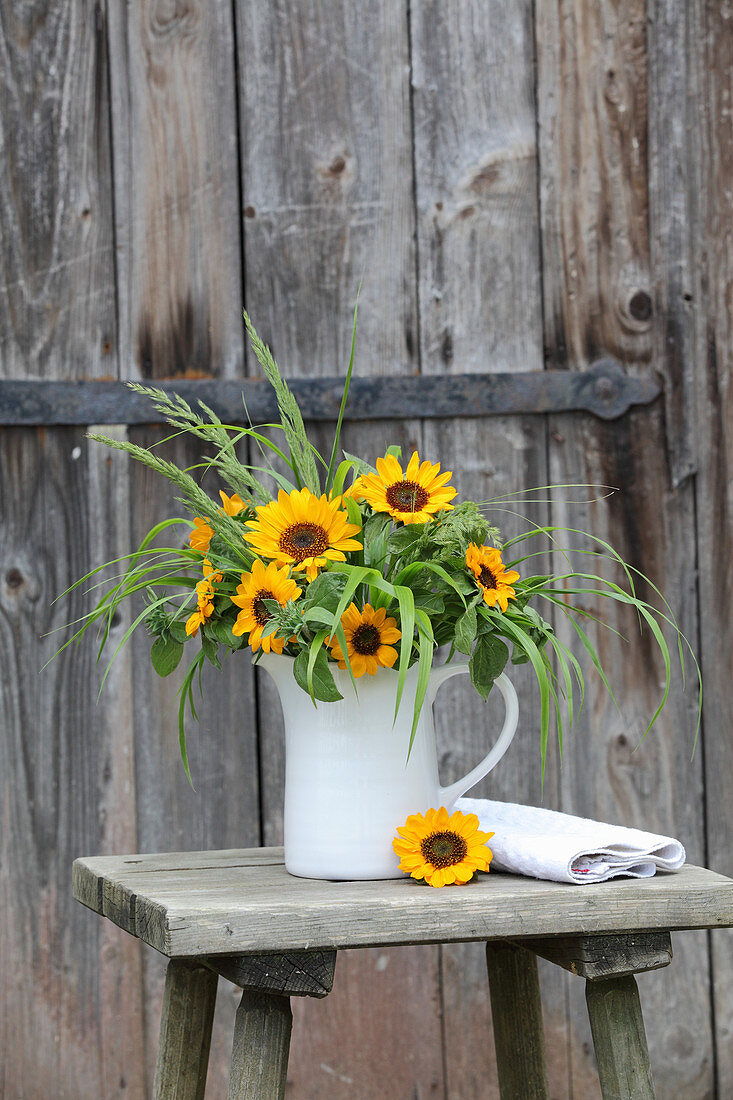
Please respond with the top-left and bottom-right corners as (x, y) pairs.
(153, 958), (219, 1100)
(485, 941), (550, 1099)
(585, 975), (656, 1100)
(227, 989), (292, 1100)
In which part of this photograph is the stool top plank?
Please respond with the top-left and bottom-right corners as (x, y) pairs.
(72, 847), (733, 959)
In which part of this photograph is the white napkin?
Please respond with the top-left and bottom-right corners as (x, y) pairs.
(456, 797), (686, 885)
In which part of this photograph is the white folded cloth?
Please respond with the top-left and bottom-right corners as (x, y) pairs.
(456, 797), (686, 885)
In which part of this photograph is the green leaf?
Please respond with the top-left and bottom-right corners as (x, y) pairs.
(454, 604), (478, 655)
(150, 635), (184, 677)
(168, 619), (188, 644)
(469, 634), (509, 700)
(293, 646), (343, 703)
(387, 524), (428, 555)
(200, 634), (221, 668)
(300, 571), (347, 615)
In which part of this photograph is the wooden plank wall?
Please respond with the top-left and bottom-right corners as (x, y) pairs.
(0, 2), (730, 1097)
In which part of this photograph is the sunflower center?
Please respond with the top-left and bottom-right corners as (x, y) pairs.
(279, 522), (329, 561)
(478, 566), (498, 591)
(385, 479), (429, 514)
(252, 589), (276, 626)
(351, 623), (382, 656)
(420, 830), (468, 869)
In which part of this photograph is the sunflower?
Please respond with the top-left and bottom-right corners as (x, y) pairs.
(231, 559), (302, 653)
(327, 603), (401, 677)
(220, 490), (246, 516)
(466, 544), (520, 612)
(393, 806), (494, 887)
(243, 488), (362, 581)
(185, 559), (224, 637)
(353, 452), (456, 524)
(189, 516), (214, 554)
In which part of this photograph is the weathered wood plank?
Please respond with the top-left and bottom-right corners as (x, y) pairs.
(153, 958), (219, 1100)
(236, 5), (439, 1096)
(72, 852), (733, 955)
(106, 4), (249, 1094)
(205, 950), (336, 998)
(485, 942), (550, 1100)
(687, 1), (733, 1094)
(526, 933), (672, 981)
(107, 0), (243, 379)
(237, 0), (417, 377)
(0, 1), (116, 379)
(0, 430), (145, 1098)
(585, 975), (656, 1100)
(409, 1), (567, 1094)
(535, 3), (714, 1096)
(228, 990), (292, 1100)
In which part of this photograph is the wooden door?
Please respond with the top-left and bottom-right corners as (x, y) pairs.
(1, 2), (730, 1096)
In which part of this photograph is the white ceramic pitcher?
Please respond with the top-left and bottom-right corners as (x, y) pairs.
(258, 653), (519, 880)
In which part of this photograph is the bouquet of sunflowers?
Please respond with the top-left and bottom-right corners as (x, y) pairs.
(60, 313), (698, 783)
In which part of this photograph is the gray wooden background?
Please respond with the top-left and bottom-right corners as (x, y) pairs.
(1, 2), (731, 1097)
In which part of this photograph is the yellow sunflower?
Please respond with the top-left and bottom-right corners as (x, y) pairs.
(219, 490), (246, 516)
(353, 452), (456, 524)
(327, 603), (401, 677)
(231, 559), (302, 653)
(393, 806), (494, 887)
(189, 516), (214, 554)
(185, 559), (224, 637)
(466, 544), (520, 612)
(243, 488), (362, 581)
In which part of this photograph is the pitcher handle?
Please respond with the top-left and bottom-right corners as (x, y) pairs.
(433, 666), (519, 808)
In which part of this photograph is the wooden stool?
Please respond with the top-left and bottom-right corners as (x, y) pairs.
(73, 849), (733, 1099)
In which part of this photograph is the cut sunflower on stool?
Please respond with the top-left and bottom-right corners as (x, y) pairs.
(393, 807), (494, 887)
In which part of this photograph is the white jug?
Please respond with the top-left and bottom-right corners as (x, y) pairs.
(258, 653), (519, 880)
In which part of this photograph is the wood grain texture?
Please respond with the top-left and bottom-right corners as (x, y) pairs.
(152, 958), (218, 1100)
(0, 430), (145, 1099)
(107, 0), (243, 378)
(409, 3), (567, 1095)
(535, 3), (713, 1096)
(72, 850), (733, 955)
(228, 990), (292, 1100)
(205, 950), (336, 998)
(688, 1), (733, 1094)
(485, 942), (550, 1100)
(585, 976), (656, 1100)
(106, 4), (249, 1094)
(237, 0), (417, 376)
(235, 6), (435, 1096)
(526, 933), (672, 981)
(0, 1), (117, 379)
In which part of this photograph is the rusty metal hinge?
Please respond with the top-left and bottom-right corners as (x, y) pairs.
(0, 359), (660, 427)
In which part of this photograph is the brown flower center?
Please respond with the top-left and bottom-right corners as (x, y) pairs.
(351, 623), (382, 656)
(385, 479), (429, 514)
(252, 589), (276, 626)
(420, 830), (468, 868)
(279, 522), (329, 561)
(478, 566), (498, 591)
